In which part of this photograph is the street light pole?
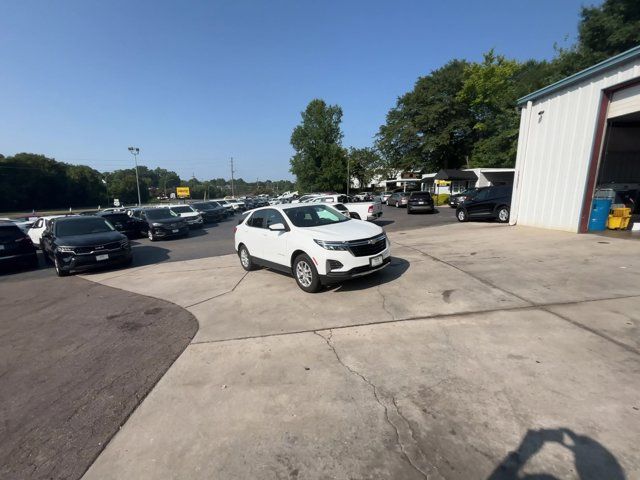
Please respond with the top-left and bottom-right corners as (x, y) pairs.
(346, 156), (350, 196)
(128, 147), (142, 206)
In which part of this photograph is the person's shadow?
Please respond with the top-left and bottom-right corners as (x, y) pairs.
(488, 428), (625, 480)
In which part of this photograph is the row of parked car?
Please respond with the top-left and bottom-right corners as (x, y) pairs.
(381, 186), (513, 222)
(0, 198), (259, 276)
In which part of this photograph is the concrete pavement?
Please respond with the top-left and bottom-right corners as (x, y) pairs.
(81, 222), (640, 479)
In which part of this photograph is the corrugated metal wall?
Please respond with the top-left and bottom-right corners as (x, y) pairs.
(510, 60), (640, 232)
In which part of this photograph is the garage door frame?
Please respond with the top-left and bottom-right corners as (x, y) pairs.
(579, 77), (640, 233)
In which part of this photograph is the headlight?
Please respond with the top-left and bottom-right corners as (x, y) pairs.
(57, 246), (75, 253)
(152, 222), (163, 227)
(314, 239), (349, 251)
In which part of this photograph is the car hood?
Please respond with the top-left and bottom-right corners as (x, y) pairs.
(297, 219), (383, 241)
(57, 231), (125, 246)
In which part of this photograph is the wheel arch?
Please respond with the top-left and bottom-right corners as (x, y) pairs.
(290, 249), (307, 268)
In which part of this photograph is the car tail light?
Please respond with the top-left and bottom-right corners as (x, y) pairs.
(368, 205), (373, 213)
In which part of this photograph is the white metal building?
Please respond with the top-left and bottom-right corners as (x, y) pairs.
(511, 45), (640, 232)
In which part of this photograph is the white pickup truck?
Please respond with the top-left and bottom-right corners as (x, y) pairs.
(310, 195), (383, 221)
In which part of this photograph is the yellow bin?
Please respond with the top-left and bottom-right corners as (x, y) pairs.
(607, 215), (631, 230)
(611, 207), (631, 217)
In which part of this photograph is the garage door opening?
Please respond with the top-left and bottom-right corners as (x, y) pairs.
(587, 84), (640, 235)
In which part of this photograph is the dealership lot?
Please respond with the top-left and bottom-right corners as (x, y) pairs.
(75, 222), (640, 479)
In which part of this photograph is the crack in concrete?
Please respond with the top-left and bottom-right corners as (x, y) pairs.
(377, 284), (395, 321)
(314, 330), (432, 479)
(183, 272), (248, 309)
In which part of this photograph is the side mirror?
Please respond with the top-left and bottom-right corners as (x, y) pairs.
(268, 223), (286, 231)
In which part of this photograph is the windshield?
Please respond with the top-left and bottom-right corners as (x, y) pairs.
(145, 209), (178, 220)
(192, 203), (212, 210)
(284, 205), (349, 227)
(171, 206), (193, 213)
(55, 217), (114, 236)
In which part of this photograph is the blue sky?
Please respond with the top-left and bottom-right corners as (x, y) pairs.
(0, 0), (597, 181)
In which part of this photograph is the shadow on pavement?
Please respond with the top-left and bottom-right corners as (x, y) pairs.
(330, 256), (410, 292)
(487, 428), (625, 480)
(374, 219), (395, 227)
(129, 245), (172, 267)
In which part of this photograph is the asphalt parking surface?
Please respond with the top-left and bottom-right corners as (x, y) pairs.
(0, 268), (198, 479)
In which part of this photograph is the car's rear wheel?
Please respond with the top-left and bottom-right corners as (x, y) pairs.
(54, 256), (69, 277)
(407, 207), (412, 214)
(497, 206), (510, 223)
(293, 254), (321, 293)
(395, 201), (400, 208)
(238, 245), (256, 271)
(457, 209), (469, 222)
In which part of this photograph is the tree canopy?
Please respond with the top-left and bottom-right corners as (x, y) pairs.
(290, 99), (347, 192)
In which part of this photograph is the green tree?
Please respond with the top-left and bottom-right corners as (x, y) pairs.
(376, 60), (475, 173)
(347, 147), (385, 189)
(458, 50), (522, 168)
(290, 99), (347, 192)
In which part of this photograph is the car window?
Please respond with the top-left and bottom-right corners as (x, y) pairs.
(55, 218), (114, 236)
(472, 189), (490, 201)
(284, 205), (349, 227)
(410, 192), (431, 199)
(33, 218), (44, 228)
(248, 210), (267, 228)
(144, 209), (178, 220)
(264, 209), (286, 228)
(171, 206), (193, 213)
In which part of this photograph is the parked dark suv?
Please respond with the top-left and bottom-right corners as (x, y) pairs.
(449, 188), (479, 208)
(0, 221), (38, 271)
(137, 208), (189, 241)
(41, 216), (132, 276)
(407, 191), (435, 214)
(456, 185), (512, 223)
(96, 211), (145, 238)
(191, 202), (225, 223)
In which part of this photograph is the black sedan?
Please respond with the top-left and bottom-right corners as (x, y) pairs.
(96, 211), (146, 238)
(139, 208), (189, 241)
(41, 216), (132, 277)
(0, 221), (38, 272)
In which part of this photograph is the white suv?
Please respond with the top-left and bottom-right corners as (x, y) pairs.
(234, 204), (391, 292)
(168, 205), (203, 228)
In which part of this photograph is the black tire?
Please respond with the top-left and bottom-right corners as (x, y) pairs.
(54, 256), (69, 277)
(395, 202), (400, 208)
(238, 245), (256, 271)
(407, 207), (412, 214)
(457, 209), (469, 222)
(41, 243), (53, 264)
(148, 229), (156, 242)
(293, 253), (321, 293)
(496, 206), (510, 223)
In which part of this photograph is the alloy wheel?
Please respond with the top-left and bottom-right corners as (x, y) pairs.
(296, 260), (313, 287)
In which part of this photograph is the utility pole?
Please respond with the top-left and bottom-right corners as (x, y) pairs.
(128, 147), (142, 206)
(346, 156), (350, 196)
(230, 157), (235, 198)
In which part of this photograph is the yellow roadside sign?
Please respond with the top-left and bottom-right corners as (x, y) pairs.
(176, 187), (191, 198)
(435, 180), (451, 186)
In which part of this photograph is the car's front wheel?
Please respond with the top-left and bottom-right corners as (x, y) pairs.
(293, 253), (321, 293)
(54, 256), (69, 277)
(238, 245), (256, 271)
(407, 207), (412, 214)
(148, 229), (156, 242)
(457, 209), (469, 222)
(496, 206), (510, 223)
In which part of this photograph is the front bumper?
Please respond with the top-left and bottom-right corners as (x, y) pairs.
(185, 217), (204, 228)
(56, 248), (132, 273)
(151, 225), (189, 238)
(320, 256), (391, 284)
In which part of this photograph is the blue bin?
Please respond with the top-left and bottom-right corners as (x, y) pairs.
(589, 199), (612, 231)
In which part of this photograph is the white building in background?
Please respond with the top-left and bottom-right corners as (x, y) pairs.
(510, 45), (640, 232)
(421, 168), (515, 194)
